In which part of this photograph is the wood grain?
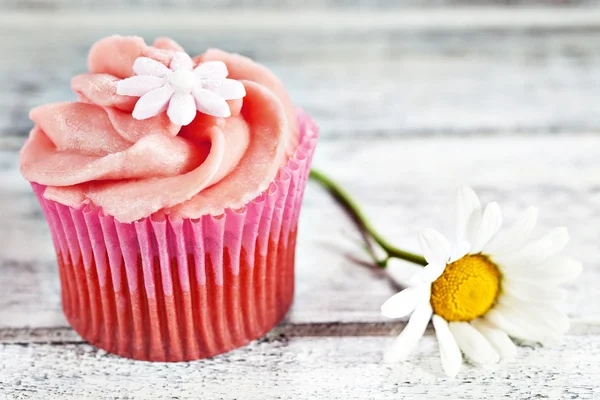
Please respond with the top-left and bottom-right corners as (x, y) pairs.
(0, 335), (598, 399)
(1, 7), (599, 397)
(2, 136), (598, 330)
(4, 10), (600, 140)
(3, 320), (599, 345)
(2, 0), (599, 11)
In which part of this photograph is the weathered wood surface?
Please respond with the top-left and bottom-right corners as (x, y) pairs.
(2, 136), (599, 329)
(1, 335), (599, 399)
(5, 10), (600, 142)
(3, 0), (600, 11)
(1, 6), (600, 399)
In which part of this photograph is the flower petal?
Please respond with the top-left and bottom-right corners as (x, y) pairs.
(167, 92), (197, 126)
(171, 51), (194, 71)
(193, 87), (231, 118)
(494, 227), (570, 266)
(410, 262), (447, 286)
(501, 279), (567, 305)
(503, 257), (582, 285)
(384, 302), (433, 362)
(471, 318), (517, 360)
(449, 321), (500, 365)
(485, 305), (562, 345)
(209, 78), (246, 100)
(484, 307), (542, 343)
(485, 206), (538, 256)
(499, 296), (570, 335)
(132, 86), (175, 120)
(116, 76), (166, 97)
(385, 258), (423, 288)
(133, 57), (171, 77)
(451, 240), (471, 263)
(380, 285), (430, 319)
(456, 185), (482, 250)
(419, 228), (451, 265)
(432, 315), (462, 378)
(194, 61), (228, 79)
(536, 257), (582, 284)
(472, 202), (502, 253)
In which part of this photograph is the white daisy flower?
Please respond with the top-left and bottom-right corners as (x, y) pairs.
(117, 51), (246, 125)
(381, 186), (582, 377)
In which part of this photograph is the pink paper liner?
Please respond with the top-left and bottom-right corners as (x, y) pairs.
(31, 110), (318, 361)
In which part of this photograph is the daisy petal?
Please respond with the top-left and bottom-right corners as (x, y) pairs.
(452, 240), (471, 262)
(171, 51), (194, 71)
(471, 319), (517, 360)
(410, 262), (447, 286)
(536, 257), (582, 284)
(116, 76), (165, 97)
(472, 202), (502, 253)
(384, 302), (433, 362)
(456, 185), (482, 250)
(432, 315), (462, 378)
(485, 206), (538, 255)
(380, 285), (430, 319)
(502, 279), (567, 305)
(449, 321), (499, 365)
(194, 61), (228, 79)
(505, 257), (582, 285)
(133, 57), (171, 77)
(385, 258), (423, 287)
(485, 307), (541, 343)
(192, 87), (231, 118)
(167, 92), (197, 126)
(495, 227), (569, 266)
(485, 305), (561, 345)
(419, 228), (451, 265)
(499, 297), (570, 335)
(211, 78), (246, 100)
(132, 86), (175, 120)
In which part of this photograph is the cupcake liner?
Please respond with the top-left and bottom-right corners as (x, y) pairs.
(32, 110), (318, 361)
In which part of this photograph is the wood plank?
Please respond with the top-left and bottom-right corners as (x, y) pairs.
(1, 136), (599, 330)
(4, 10), (600, 140)
(2, 320), (599, 345)
(0, 334), (598, 399)
(2, 0), (599, 11)
(0, 323), (413, 344)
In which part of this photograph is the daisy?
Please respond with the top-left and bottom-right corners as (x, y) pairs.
(380, 186), (581, 377)
(117, 51), (246, 125)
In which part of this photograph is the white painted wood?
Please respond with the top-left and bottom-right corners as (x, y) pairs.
(0, 334), (599, 399)
(2, 0), (599, 11)
(1, 136), (599, 329)
(7, 9), (600, 29)
(3, 320), (599, 345)
(4, 10), (600, 140)
(1, 7), (599, 396)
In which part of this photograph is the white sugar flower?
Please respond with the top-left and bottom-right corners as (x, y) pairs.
(117, 52), (246, 125)
(381, 186), (581, 377)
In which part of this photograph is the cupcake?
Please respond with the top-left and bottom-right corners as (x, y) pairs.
(19, 36), (318, 361)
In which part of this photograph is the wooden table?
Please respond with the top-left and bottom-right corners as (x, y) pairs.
(1, 3), (600, 399)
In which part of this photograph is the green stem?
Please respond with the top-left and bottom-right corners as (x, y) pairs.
(309, 169), (427, 267)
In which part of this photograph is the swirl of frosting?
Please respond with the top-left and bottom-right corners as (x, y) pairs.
(20, 36), (300, 223)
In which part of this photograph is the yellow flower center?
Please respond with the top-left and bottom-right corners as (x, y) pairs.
(430, 254), (501, 322)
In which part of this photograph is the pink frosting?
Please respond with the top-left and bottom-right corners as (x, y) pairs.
(20, 36), (300, 223)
